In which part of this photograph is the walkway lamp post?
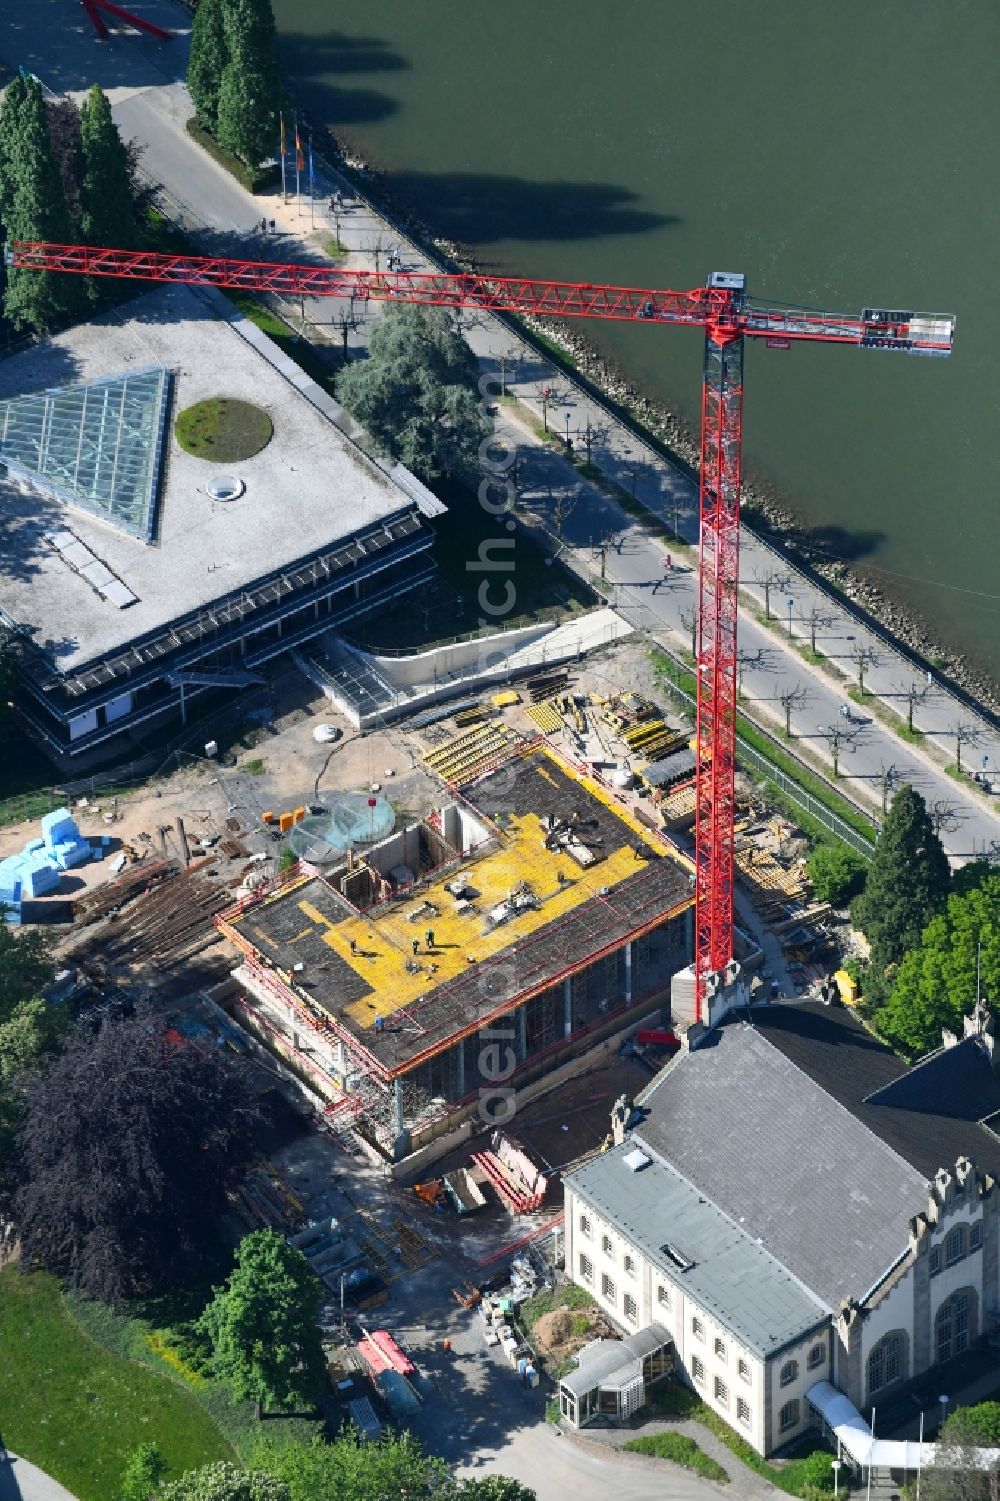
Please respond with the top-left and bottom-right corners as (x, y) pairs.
(787, 597), (794, 638)
(564, 411), (572, 451)
(939, 1393), (948, 1430)
(831, 1459), (842, 1497)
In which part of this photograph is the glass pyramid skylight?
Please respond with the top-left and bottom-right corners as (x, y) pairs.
(0, 365), (170, 542)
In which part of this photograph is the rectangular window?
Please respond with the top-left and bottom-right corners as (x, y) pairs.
(657, 1284), (672, 1310)
(624, 1293), (638, 1323)
(970, 1221), (983, 1252)
(738, 1357), (751, 1385)
(737, 1396), (752, 1428)
(714, 1377), (729, 1407)
(579, 1254), (594, 1284)
(692, 1317), (705, 1342)
(691, 1356), (705, 1383)
(714, 1337), (727, 1361)
(602, 1273), (616, 1303)
(929, 1246), (941, 1276)
(602, 1234), (615, 1258)
(624, 1254), (637, 1278)
(579, 1213), (592, 1239)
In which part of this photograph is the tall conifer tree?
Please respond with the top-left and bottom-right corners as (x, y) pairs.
(79, 85), (138, 250)
(187, 0), (228, 131)
(215, 0), (284, 170)
(2, 79), (82, 331)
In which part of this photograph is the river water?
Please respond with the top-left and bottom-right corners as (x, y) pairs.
(273, 0), (1000, 682)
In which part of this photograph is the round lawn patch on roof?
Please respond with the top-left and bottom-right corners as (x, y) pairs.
(175, 398), (273, 462)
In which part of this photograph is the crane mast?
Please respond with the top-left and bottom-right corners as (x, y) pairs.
(5, 240), (955, 1018)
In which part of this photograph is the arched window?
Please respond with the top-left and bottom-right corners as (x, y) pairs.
(779, 1359), (798, 1388)
(779, 1399), (800, 1433)
(807, 1343), (826, 1371)
(945, 1225), (966, 1267)
(867, 1331), (906, 1395)
(936, 1290), (974, 1364)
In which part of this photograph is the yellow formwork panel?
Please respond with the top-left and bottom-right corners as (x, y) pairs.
(265, 743), (688, 1030)
(334, 829), (649, 1022)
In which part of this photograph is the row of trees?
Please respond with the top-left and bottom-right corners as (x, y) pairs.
(849, 783), (1000, 1057)
(122, 1446), (536, 1501)
(0, 77), (145, 334)
(188, 0), (284, 171)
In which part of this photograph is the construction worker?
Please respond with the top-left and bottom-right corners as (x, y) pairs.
(412, 938), (420, 957)
(350, 938), (357, 956)
(425, 928), (435, 950)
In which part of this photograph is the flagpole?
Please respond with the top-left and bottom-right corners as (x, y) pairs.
(308, 130), (315, 229)
(279, 112), (287, 204)
(294, 113), (301, 214)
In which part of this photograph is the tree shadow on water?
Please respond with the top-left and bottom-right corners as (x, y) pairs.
(279, 30), (407, 125)
(796, 523), (886, 564)
(378, 169), (678, 246)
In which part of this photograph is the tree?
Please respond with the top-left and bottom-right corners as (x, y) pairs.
(851, 785), (950, 980)
(0, 923), (56, 1169)
(187, 0), (229, 130)
(14, 1005), (258, 1303)
(159, 1462), (289, 1501)
(251, 1431), (451, 1501)
(457, 1481), (538, 1501)
(875, 872), (1000, 1058)
(119, 1442), (166, 1501)
(807, 843), (867, 906)
(45, 96), (84, 229)
(336, 305), (490, 481)
(79, 85), (138, 251)
(0, 75), (28, 224)
(1, 77), (82, 331)
(198, 1230), (323, 1418)
(777, 680), (808, 736)
(922, 1401), (1000, 1501)
(215, 0), (284, 171)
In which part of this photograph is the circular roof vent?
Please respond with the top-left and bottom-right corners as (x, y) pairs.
(206, 474), (244, 502)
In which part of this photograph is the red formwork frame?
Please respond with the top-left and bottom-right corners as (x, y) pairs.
(10, 241), (954, 1018)
(81, 0), (173, 41)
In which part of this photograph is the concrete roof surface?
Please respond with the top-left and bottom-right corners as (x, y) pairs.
(0, 285), (409, 672)
(566, 1144), (828, 1356)
(636, 1022), (930, 1309)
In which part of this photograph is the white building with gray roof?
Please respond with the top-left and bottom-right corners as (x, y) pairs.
(562, 1007), (1000, 1456)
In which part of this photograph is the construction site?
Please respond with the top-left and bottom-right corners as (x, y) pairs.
(217, 726), (695, 1162)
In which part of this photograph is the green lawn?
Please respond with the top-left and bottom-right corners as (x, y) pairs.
(175, 398), (273, 463)
(622, 1431), (729, 1483)
(0, 1266), (234, 1501)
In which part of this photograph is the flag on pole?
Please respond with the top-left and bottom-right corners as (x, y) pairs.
(308, 130), (316, 227)
(294, 114), (302, 206)
(278, 112), (287, 202)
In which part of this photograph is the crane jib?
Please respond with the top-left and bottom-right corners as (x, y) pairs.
(4, 238), (956, 1021)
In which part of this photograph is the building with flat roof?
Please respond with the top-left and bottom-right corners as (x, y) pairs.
(217, 741), (695, 1158)
(563, 1001), (1000, 1456)
(0, 285), (440, 756)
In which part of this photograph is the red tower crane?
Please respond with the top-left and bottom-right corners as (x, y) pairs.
(6, 240), (955, 1017)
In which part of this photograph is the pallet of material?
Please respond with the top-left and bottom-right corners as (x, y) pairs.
(470, 1150), (546, 1214)
(525, 700), (562, 735)
(423, 723), (519, 782)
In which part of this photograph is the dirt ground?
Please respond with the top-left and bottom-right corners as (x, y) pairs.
(533, 1302), (617, 1369)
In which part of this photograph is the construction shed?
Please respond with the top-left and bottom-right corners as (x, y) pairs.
(218, 742), (694, 1160)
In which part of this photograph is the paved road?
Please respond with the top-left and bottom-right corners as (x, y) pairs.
(0, 1455), (78, 1501)
(4, 0), (1000, 861)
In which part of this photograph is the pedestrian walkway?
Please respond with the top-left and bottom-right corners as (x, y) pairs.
(0, 1454), (79, 1501)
